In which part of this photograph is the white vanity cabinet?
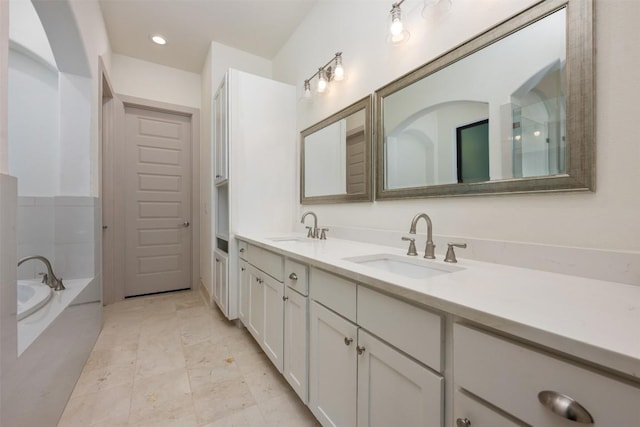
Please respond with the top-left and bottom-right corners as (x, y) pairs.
(453, 323), (640, 427)
(308, 267), (444, 427)
(238, 259), (249, 323)
(242, 243), (285, 372)
(283, 259), (310, 403)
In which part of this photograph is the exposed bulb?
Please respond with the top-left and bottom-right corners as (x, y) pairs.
(390, 18), (404, 36)
(389, 4), (409, 44)
(317, 68), (327, 93)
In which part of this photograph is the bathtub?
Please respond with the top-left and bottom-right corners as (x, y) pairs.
(17, 280), (53, 321)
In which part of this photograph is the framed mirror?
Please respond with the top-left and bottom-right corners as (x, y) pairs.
(301, 96), (373, 204)
(376, 0), (594, 199)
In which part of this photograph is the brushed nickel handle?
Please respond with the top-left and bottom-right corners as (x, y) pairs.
(401, 236), (417, 256)
(282, 295), (289, 301)
(288, 273), (298, 281)
(356, 345), (365, 355)
(538, 391), (594, 424)
(444, 242), (467, 263)
(344, 337), (353, 346)
(456, 418), (471, 427)
(239, 248), (245, 253)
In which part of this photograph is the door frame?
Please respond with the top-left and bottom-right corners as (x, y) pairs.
(102, 92), (200, 304)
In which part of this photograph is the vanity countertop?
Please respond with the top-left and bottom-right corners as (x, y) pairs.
(236, 232), (640, 381)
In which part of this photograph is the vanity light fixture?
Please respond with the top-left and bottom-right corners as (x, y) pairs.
(150, 34), (167, 45)
(302, 52), (345, 98)
(389, 0), (410, 44)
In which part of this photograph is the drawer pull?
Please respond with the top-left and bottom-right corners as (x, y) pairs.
(288, 273), (298, 281)
(456, 418), (471, 427)
(239, 248), (245, 253)
(344, 337), (353, 346)
(357, 345), (366, 355)
(538, 391), (594, 424)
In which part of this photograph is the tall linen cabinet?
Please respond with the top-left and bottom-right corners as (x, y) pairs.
(212, 69), (296, 319)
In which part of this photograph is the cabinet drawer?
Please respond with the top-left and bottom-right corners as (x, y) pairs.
(284, 258), (308, 296)
(247, 244), (283, 281)
(238, 240), (248, 260)
(454, 389), (521, 427)
(309, 268), (356, 322)
(454, 323), (640, 427)
(358, 286), (442, 372)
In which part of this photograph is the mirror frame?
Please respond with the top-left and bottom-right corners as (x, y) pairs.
(375, 0), (594, 199)
(300, 96), (373, 204)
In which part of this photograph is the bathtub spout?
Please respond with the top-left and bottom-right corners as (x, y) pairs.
(18, 256), (65, 291)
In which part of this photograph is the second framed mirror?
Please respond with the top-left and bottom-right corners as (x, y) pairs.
(301, 96), (373, 204)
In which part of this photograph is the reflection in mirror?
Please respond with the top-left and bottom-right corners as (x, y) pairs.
(377, 0), (594, 199)
(301, 97), (372, 204)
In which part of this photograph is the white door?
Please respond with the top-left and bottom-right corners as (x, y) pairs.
(262, 274), (284, 372)
(214, 251), (228, 315)
(309, 301), (357, 427)
(124, 106), (192, 297)
(238, 259), (249, 323)
(357, 329), (444, 427)
(284, 287), (309, 403)
(247, 265), (264, 341)
(214, 78), (228, 184)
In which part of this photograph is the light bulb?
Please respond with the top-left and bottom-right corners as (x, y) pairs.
(390, 18), (404, 36)
(150, 34), (167, 45)
(317, 68), (327, 93)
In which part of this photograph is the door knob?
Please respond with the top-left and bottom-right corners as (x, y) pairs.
(183, 221), (190, 227)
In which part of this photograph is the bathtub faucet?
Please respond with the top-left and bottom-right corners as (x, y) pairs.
(18, 256), (65, 291)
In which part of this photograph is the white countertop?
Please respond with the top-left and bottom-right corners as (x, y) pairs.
(237, 233), (640, 381)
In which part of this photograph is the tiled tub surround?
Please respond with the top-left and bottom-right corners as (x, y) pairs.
(237, 233), (640, 383)
(17, 196), (99, 280)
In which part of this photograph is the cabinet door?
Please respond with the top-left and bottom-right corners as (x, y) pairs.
(214, 78), (228, 184)
(357, 329), (443, 427)
(454, 389), (521, 427)
(238, 259), (249, 323)
(284, 287), (308, 403)
(213, 253), (228, 316)
(247, 265), (264, 342)
(262, 274), (284, 372)
(309, 301), (357, 427)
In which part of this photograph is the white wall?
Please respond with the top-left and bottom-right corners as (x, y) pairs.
(272, 0), (640, 253)
(110, 53), (201, 109)
(210, 41), (272, 90)
(9, 0), (55, 68)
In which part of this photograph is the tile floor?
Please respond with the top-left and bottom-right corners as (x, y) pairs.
(57, 289), (320, 427)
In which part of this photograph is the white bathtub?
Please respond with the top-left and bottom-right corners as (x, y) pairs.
(17, 280), (53, 321)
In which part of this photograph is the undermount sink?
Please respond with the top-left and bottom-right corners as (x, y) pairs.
(343, 253), (463, 279)
(268, 236), (313, 243)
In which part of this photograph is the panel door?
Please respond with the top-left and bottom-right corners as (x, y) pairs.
(247, 265), (264, 342)
(357, 329), (444, 427)
(238, 259), (249, 323)
(262, 274), (284, 372)
(284, 287), (309, 403)
(309, 301), (357, 427)
(124, 106), (191, 297)
(214, 251), (228, 316)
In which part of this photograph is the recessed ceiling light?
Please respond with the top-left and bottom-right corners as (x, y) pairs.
(151, 34), (167, 45)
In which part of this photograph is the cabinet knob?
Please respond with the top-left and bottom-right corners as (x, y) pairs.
(456, 418), (471, 427)
(282, 295), (289, 302)
(344, 337), (353, 346)
(288, 272), (298, 281)
(241, 267), (245, 272)
(356, 345), (366, 355)
(239, 248), (245, 253)
(538, 391), (594, 424)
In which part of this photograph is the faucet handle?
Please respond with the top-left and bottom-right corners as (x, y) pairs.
(444, 242), (467, 263)
(305, 226), (315, 239)
(319, 228), (329, 240)
(401, 236), (418, 256)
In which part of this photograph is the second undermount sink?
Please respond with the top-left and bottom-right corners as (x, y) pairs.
(268, 236), (313, 243)
(343, 253), (463, 279)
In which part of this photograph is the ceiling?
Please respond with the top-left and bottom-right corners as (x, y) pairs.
(99, 0), (317, 73)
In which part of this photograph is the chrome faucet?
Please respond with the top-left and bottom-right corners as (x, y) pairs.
(409, 213), (436, 259)
(301, 211), (319, 239)
(18, 256), (65, 291)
